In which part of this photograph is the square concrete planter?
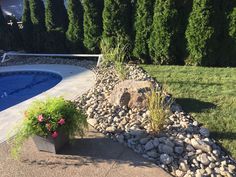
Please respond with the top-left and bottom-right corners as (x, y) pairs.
(33, 132), (69, 153)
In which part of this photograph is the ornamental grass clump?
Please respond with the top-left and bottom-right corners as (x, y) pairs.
(147, 90), (171, 133)
(10, 97), (87, 158)
(100, 38), (129, 80)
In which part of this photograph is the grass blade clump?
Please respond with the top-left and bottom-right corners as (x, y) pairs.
(147, 90), (171, 133)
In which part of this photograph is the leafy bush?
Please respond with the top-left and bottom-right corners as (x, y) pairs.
(185, 0), (215, 66)
(133, 0), (155, 63)
(0, 5), (11, 50)
(83, 0), (103, 53)
(149, 0), (178, 65)
(66, 0), (84, 53)
(147, 90), (171, 133)
(22, 0), (33, 51)
(102, 0), (132, 53)
(10, 97), (87, 158)
(229, 7), (236, 40)
(29, 0), (46, 52)
(45, 0), (68, 52)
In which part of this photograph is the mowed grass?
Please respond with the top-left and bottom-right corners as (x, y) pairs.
(141, 65), (236, 158)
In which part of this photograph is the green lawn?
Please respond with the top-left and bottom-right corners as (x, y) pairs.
(141, 65), (236, 158)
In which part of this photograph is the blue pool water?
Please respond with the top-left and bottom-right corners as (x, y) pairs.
(0, 71), (62, 111)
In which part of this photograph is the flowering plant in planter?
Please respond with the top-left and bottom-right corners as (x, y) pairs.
(11, 97), (87, 158)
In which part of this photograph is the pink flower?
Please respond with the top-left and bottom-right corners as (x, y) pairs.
(37, 114), (44, 122)
(52, 131), (58, 139)
(58, 118), (65, 125)
(46, 123), (51, 131)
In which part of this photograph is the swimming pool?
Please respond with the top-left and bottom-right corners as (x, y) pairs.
(0, 71), (62, 111)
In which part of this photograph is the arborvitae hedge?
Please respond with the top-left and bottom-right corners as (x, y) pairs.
(66, 0), (83, 53)
(83, 0), (103, 53)
(228, 7), (236, 66)
(9, 18), (22, 50)
(133, 0), (155, 63)
(102, 0), (132, 51)
(45, 0), (68, 53)
(0, 5), (8, 50)
(185, 0), (215, 66)
(229, 8), (236, 43)
(22, 0), (33, 51)
(149, 0), (178, 65)
(29, 0), (46, 52)
(45, 0), (68, 32)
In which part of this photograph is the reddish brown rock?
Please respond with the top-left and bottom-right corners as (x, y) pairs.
(109, 80), (154, 109)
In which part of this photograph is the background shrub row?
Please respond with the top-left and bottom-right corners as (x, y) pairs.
(0, 0), (236, 67)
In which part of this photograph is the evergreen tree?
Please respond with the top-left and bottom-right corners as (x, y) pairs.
(102, 0), (132, 51)
(133, 0), (155, 63)
(9, 18), (22, 50)
(83, 0), (103, 53)
(149, 0), (178, 64)
(227, 7), (236, 66)
(185, 0), (215, 66)
(229, 8), (236, 43)
(22, 0), (33, 51)
(45, 0), (68, 53)
(66, 0), (83, 53)
(29, 0), (46, 52)
(0, 5), (11, 50)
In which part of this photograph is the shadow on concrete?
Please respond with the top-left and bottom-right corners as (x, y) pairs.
(56, 129), (154, 168)
(176, 98), (216, 113)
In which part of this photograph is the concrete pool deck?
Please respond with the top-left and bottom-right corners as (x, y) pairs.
(0, 64), (96, 143)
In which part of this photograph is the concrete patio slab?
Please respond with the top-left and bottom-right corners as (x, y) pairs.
(0, 126), (171, 177)
(0, 64), (96, 143)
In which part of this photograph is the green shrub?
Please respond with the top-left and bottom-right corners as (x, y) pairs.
(185, 0), (215, 66)
(149, 0), (178, 65)
(102, 0), (132, 53)
(45, 0), (68, 52)
(83, 0), (103, 53)
(29, 0), (46, 52)
(133, 0), (155, 63)
(9, 18), (22, 50)
(0, 5), (11, 50)
(229, 8), (236, 40)
(10, 97), (88, 158)
(22, 0), (33, 51)
(147, 90), (170, 133)
(66, 0), (84, 53)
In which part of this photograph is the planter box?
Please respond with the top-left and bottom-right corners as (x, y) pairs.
(33, 132), (69, 153)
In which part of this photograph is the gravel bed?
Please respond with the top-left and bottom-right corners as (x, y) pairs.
(0, 56), (97, 70)
(76, 64), (236, 177)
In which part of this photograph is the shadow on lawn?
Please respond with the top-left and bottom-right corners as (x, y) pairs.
(211, 131), (236, 140)
(176, 98), (216, 113)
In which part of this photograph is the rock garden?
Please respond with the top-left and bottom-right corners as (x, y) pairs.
(76, 64), (236, 177)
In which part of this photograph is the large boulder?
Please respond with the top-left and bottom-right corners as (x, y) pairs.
(109, 80), (154, 109)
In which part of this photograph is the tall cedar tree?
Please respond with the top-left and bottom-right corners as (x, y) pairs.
(0, 6), (11, 50)
(185, 0), (215, 66)
(228, 7), (236, 66)
(29, 0), (46, 52)
(66, 0), (83, 53)
(229, 8), (236, 40)
(133, 0), (155, 63)
(83, 0), (103, 53)
(9, 18), (22, 50)
(102, 0), (132, 52)
(22, 0), (33, 51)
(174, 0), (193, 65)
(149, 0), (178, 64)
(45, 0), (68, 53)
